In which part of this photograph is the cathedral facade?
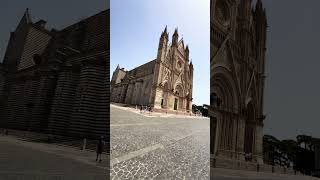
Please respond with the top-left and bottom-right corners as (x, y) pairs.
(0, 9), (109, 139)
(111, 28), (193, 113)
(210, 0), (267, 167)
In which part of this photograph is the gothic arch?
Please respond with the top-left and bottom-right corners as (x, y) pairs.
(212, 66), (239, 109)
(212, 66), (240, 151)
(173, 84), (184, 110)
(174, 83), (184, 97)
(161, 81), (170, 108)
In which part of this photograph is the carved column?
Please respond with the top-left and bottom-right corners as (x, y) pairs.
(236, 117), (246, 160)
(255, 123), (264, 164)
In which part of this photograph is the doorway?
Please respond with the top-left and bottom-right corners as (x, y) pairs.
(174, 98), (178, 110)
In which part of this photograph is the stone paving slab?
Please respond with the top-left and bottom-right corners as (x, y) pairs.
(0, 136), (108, 180)
(110, 105), (209, 179)
(0, 135), (109, 170)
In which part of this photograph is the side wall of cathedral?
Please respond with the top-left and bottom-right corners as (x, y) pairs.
(111, 60), (155, 106)
(0, 9), (109, 139)
(0, 65), (4, 99)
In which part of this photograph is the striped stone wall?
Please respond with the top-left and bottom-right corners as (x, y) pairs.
(68, 57), (108, 139)
(0, 9), (109, 140)
(30, 71), (58, 132)
(0, 65), (5, 98)
(17, 27), (51, 71)
(48, 65), (81, 135)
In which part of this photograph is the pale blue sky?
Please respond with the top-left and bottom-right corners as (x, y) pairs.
(111, 0), (210, 106)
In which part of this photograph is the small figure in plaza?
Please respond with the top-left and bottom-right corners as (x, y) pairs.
(96, 136), (105, 162)
(140, 105), (143, 113)
(147, 106), (151, 115)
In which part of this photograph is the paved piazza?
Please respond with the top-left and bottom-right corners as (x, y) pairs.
(110, 104), (210, 179)
(211, 168), (320, 180)
(0, 137), (106, 180)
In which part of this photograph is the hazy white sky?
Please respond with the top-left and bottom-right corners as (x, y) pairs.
(111, 0), (210, 105)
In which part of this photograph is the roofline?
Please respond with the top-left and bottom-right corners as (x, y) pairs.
(60, 9), (109, 31)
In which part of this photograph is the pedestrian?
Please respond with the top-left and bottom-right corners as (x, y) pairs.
(140, 105), (143, 113)
(96, 136), (105, 162)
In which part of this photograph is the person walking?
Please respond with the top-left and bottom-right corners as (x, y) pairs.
(96, 136), (105, 162)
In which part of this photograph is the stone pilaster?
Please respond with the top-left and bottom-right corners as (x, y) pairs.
(68, 57), (108, 139)
(30, 68), (58, 132)
(254, 123), (264, 164)
(48, 64), (80, 135)
(236, 117), (246, 160)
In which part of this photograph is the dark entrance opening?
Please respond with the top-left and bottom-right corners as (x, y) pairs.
(161, 99), (164, 108)
(174, 98), (178, 110)
(244, 103), (255, 156)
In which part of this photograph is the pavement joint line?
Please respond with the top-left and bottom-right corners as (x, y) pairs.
(172, 130), (205, 142)
(110, 143), (164, 166)
(110, 130), (204, 166)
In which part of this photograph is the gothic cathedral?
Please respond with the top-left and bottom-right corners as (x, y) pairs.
(211, 0), (267, 167)
(111, 27), (193, 113)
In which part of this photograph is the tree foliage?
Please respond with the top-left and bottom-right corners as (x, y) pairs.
(263, 134), (320, 176)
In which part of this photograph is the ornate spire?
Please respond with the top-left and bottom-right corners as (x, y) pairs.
(185, 45), (189, 59)
(24, 8), (32, 24)
(172, 27), (179, 47)
(161, 25), (169, 39)
(173, 27), (179, 37)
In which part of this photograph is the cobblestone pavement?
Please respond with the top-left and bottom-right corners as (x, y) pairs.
(0, 137), (107, 180)
(110, 105), (210, 180)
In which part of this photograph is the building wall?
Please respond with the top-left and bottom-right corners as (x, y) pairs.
(68, 57), (108, 139)
(0, 65), (4, 98)
(48, 10), (109, 139)
(0, 9), (109, 139)
(48, 65), (80, 135)
(111, 64), (155, 106)
(111, 28), (193, 113)
(17, 26), (51, 70)
(211, 0), (267, 165)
